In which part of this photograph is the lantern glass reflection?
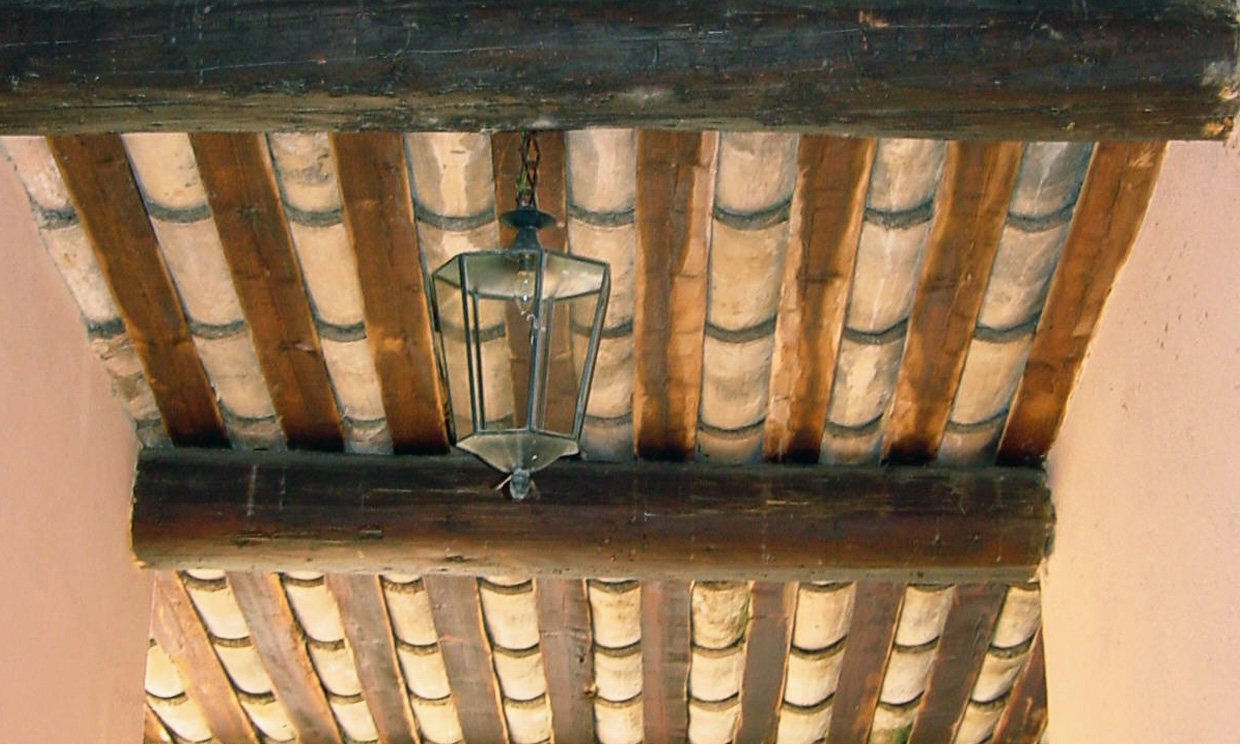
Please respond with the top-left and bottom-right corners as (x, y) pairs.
(430, 207), (609, 495)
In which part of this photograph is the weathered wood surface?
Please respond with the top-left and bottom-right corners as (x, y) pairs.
(998, 141), (1167, 464)
(632, 130), (714, 460)
(990, 631), (1047, 744)
(642, 581), (692, 744)
(46, 134), (227, 447)
(132, 449), (1052, 581)
(151, 573), (259, 744)
(765, 135), (874, 463)
(735, 582), (796, 744)
(824, 581), (904, 744)
(421, 576), (509, 744)
(1, 2), (1236, 139)
(332, 132), (449, 454)
(191, 132), (344, 451)
(885, 141), (1023, 465)
(324, 574), (419, 744)
(535, 578), (596, 744)
(227, 572), (344, 744)
(907, 584), (1007, 744)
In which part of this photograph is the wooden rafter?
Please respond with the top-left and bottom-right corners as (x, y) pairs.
(190, 132), (344, 451)
(1, 2), (1236, 139)
(331, 132), (450, 454)
(46, 134), (227, 446)
(132, 449), (1051, 582)
(885, 141), (1024, 464)
(998, 141), (1167, 464)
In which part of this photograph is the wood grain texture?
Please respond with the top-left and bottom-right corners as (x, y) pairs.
(46, 134), (226, 447)
(765, 136), (875, 463)
(906, 584), (1007, 744)
(144, 704), (173, 744)
(535, 578), (596, 744)
(324, 573), (420, 744)
(133, 449), (1053, 582)
(150, 572), (258, 744)
(2, 2), (1236, 140)
(825, 582), (904, 744)
(884, 141), (1023, 465)
(643, 581), (692, 744)
(226, 572), (344, 744)
(990, 630), (1047, 744)
(735, 581), (796, 744)
(633, 130), (715, 460)
(421, 575), (508, 744)
(190, 132), (343, 451)
(998, 141), (1167, 464)
(332, 132), (449, 453)
(492, 131), (579, 431)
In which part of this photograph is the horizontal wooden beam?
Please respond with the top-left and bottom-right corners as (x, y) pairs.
(132, 449), (1052, 582)
(1, 1), (1236, 139)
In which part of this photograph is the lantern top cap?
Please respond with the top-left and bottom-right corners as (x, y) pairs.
(500, 206), (556, 231)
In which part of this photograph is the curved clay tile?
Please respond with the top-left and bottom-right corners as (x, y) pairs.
(122, 132), (282, 450)
(566, 128), (637, 460)
(1, 136), (166, 445)
(268, 132), (391, 454)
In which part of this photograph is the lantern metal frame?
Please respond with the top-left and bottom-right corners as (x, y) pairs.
(429, 205), (610, 499)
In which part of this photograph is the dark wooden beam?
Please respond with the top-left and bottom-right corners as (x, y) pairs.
(735, 582), (796, 744)
(191, 132), (344, 451)
(47, 134), (226, 447)
(421, 576), (508, 744)
(990, 631), (1048, 744)
(642, 581), (692, 744)
(765, 135), (873, 463)
(632, 131), (713, 460)
(226, 572), (344, 744)
(332, 132), (449, 454)
(150, 572), (259, 744)
(825, 582), (905, 744)
(535, 578), (596, 744)
(324, 574), (419, 744)
(1, 1), (1236, 139)
(998, 141), (1167, 464)
(885, 141), (1023, 465)
(907, 584), (1007, 744)
(132, 449), (1052, 582)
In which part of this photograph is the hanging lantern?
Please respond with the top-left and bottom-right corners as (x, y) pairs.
(429, 134), (610, 500)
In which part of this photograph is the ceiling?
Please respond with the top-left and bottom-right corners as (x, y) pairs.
(0, 129), (1164, 744)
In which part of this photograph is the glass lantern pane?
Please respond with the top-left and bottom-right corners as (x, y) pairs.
(432, 246), (610, 475)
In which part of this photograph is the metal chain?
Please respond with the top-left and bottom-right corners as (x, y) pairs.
(515, 131), (540, 209)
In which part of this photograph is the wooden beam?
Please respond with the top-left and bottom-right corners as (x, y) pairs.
(421, 576), (508, 744)
(885, 142), (1023, 465)
(632, 130), (714, 460)
(990, 631), (1048, 744)
(998, 141), (1167, 464)
(324, 574), (420, 744)
(132, 449), (1052, 582)
(332, 132), (449, 454)
(734, 582), (796, 744)
(535, 578), (596, 744)
(46, 134), (226, 447)
(765, 135), (874, 463)
(226, 572), (344, 744)
(190, 132), (344, 451)
(642, 581), (692, 744)
(150, 573), (258, 744)
(906, 584), (1007, 744)
(825, 582), (905, 744)
(2, 2), (1236, 140)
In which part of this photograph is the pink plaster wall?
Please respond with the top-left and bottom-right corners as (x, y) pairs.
(0, 156), (151, 741)
(1045, 141), (1240, 742)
